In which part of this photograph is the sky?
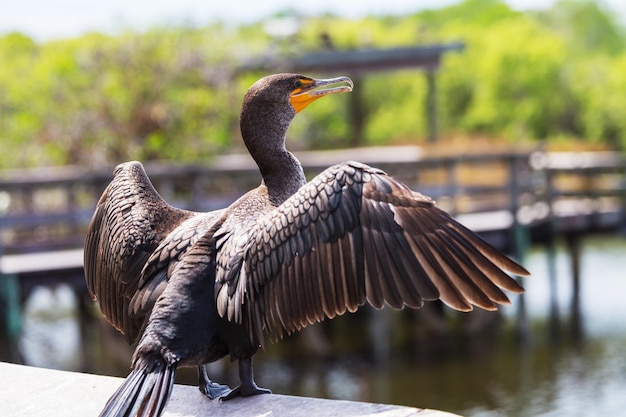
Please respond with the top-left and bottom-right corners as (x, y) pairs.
(1, 0), (624, 41)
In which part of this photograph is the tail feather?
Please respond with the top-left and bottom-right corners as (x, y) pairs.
(99, 360), (176, 417)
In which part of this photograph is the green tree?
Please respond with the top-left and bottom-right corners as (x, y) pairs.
(2, 0), (626, 168)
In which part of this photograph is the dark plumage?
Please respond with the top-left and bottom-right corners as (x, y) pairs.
(84, 73), (529, 417)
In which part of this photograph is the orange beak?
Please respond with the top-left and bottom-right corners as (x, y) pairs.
(289, 76), (353, 113)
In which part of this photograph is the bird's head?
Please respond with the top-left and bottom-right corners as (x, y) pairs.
(240, 73), (353, 174)
(243, 73), (353, 115)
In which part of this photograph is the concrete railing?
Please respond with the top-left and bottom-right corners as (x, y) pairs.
(0, 362), (461, 417)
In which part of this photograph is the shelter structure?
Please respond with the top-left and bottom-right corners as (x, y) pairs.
(239, 42), (465, 144)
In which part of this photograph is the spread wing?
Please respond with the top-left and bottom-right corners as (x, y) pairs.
(84, 161), (194, 343)
(215, 161), (529, 346)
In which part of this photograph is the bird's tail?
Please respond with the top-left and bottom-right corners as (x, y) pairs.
(99, 358), (176, 417)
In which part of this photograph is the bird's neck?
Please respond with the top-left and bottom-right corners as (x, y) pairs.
(240, 104), (306, 204)
(260, 150), (306, 204)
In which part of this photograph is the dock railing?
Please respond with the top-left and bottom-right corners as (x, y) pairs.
(1, 148), (625, 350)
(1, 147), (625, 258)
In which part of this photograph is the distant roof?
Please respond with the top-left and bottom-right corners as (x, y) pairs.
(239, 42), (465, 75)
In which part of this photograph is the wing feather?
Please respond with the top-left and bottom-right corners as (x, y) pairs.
(413, 234), (473, 311)
(214, 161), (530, 345)
(84, 161), (194, 342)
(362, 215), (385, 309)
(424, 232), (497, 310)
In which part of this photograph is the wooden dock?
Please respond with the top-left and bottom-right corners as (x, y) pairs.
(2, 147), (624, 279)
(0, 148), (625, 359)
(0, 362), (460, 417)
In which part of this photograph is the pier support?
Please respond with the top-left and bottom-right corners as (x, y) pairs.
(565, 234), (583, 342)
(426, 70), (438, 143)
(0, 273), (22, 363)
(545, 234), (561, 343)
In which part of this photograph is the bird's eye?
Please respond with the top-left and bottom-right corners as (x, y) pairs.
(294, 80), (302, 88)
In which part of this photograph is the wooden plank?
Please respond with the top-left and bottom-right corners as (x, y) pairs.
(0, 248), (83, 274)
(0, 362), (461, 417)
(456, 210), (514, 233)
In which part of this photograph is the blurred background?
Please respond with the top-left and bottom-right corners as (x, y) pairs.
(1, 1), (626, 416)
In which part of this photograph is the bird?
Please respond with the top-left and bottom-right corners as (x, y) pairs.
(84, 73), (529, 417)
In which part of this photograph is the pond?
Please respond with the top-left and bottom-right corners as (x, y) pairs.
(17, 236), (626, 417)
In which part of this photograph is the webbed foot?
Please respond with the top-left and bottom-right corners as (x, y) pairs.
(219, 357), (271, 401)
(219, 383), (271, 401)
(197, 365), (231, 400)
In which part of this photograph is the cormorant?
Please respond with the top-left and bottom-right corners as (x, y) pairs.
(84, 73), (529, 417)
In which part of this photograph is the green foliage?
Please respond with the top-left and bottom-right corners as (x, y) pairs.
(440, 17), (570, 140)
(1, 0), (626, 168)
(571, 54), (626, 147)
(419, 0), (521, 28)
(537, 0), (625, 56)
(0, 27), (253, 168)
(364, 73), (428, 144)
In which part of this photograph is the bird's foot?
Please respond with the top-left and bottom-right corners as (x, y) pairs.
(199, 380), (231, 400)
(220, 357), (270, 401)
(197, 365), (231, 400)
(219, 383), (271, 401)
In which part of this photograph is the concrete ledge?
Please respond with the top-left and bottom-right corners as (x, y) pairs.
(0, 362), (461, 417)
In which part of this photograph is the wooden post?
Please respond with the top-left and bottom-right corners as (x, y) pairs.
(545, 234), (561, 343)
(0, 198), (23, 362)
(543, 160), (561, 342)
(77, 290), (98, 373)
(620, 161), (626, 234)
(447, 158), (459, 217)
(367, 306), (391, 367)
(0, 273), (22, 362)
(508, 154), (529, 343)
(426, 70), (438, 143)
(566, 234), (583, 342)
(348, 75), (365, 147)
(66, 183), (81, 246)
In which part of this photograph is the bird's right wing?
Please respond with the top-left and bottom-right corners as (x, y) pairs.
(215, 161), (529, 346)
(84, 161), (194, 343)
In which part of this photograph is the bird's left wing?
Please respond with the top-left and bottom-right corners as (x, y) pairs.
(84, 161), (194, 343)
(215, 161), (528, 347)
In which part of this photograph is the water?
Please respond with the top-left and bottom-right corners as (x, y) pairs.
(16, 236), (626, 417)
